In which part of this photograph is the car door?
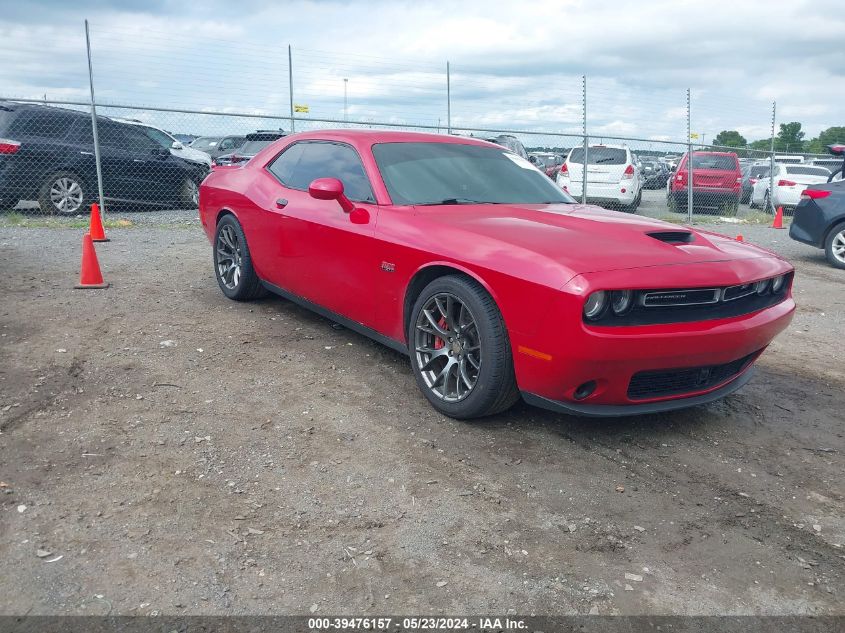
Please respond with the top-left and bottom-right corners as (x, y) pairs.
(263, 140), (380, 327)
(116, 124), (189, 204)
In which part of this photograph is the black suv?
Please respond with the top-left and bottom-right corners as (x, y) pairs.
(0, 102), (210, 214)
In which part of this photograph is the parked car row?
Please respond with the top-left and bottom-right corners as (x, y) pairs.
(0, 101), (292, 214)
(0, 102), (210, 214)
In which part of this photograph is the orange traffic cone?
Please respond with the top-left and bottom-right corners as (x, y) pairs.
(75, 233), (109, 289)
(88, 203), (109, 242)
(771, 206), (785, 229)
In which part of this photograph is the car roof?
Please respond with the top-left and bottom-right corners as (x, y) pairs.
(275, 129), (500, 148)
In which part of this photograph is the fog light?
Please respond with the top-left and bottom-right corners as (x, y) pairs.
(583, 291), (608, 320)
(574, 380), (597, 400)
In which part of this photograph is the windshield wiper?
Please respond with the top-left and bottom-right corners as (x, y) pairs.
(419, 198), (489, 205)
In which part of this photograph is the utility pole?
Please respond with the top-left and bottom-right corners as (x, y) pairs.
(686, 88), (693, 224)
(769, 102), (777, 214)
(288, 45), (295, 132)
(343, 78), (348, 122)
(446, 61), (451, 134)
(581, 75), (588, 205)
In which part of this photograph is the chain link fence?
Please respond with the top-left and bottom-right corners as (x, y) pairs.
(1, 22), (843, 222)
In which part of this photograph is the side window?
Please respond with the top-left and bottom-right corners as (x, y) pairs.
(119, 126), (161, 153)
(268, 142), (306, 184)
(268, 142), (375, 203)
(66, 119), (94, 145)
(14, 110), (74, 140)
(293, 142), (374, 202)
(97, 124), (128, 149)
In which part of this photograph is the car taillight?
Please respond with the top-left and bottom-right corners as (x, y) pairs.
(0, 138), (21, 154)
(750, 178), (758, 184)
(560, 162), (569, 175)
(801, 189), (831, 200)
(777, 180), (796, 187)
(621, 164), (634, 180)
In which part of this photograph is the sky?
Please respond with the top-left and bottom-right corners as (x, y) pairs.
(1, 0), (843, 150)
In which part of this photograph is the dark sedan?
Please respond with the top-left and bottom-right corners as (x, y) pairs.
(741, 163), (770, 204)
(790, 180), (845, 268)
(641, 160), (669, 189)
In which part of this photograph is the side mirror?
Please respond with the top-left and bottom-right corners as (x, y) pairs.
(308, 177), (354, 213)
(172, 141), (184, 150)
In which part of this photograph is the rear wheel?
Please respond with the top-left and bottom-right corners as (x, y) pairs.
(38, 171), (88, 215)
(213, 214), (267, 300)
(824, 221), (845, 269)
(409, 275), (519, 419)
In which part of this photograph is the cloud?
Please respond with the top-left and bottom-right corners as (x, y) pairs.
(1, 0), (843, 145)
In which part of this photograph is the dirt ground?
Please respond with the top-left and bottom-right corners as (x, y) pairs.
(0, 224), (843, 616)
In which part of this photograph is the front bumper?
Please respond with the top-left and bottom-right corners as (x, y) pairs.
(522, 367), (755, 417)
(511, 259), (795, 414)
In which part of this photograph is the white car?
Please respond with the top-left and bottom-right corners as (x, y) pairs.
(556, 144), (642, 212)
(111, 118), (212, 167)
(750, 164), (831, 210)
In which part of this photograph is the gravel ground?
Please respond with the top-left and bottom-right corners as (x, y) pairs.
(0, 219), (843, 617)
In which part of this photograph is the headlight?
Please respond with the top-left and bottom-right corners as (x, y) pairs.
(610, 290), (634, 315)
(755, 279), (770, 295)
(771, 274), (786, 293)
(584, 291), (608, 320)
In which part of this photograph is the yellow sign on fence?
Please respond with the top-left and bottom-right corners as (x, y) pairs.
(294, 104), (309, 113)
(689, 132), (700, 140)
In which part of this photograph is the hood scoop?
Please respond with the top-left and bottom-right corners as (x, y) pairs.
(647, 230), (694, 245)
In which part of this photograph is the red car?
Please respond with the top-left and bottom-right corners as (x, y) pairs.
(199, 131), (794, 419)
(668, 151), (742, 214)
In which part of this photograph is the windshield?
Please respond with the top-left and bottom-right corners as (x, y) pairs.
(567, 147), (626, 165)
(137, 125), (175, 148)
(372, 142), (575, 206)
(190, 136), (221, 150)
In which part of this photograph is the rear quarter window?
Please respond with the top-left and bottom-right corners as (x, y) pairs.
(785, 166), (830, 177)
(10, 110), (77, 140)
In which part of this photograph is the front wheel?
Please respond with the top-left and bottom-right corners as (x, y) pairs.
(213, 214), (267, 301)
(409, 275), (519, 419)
(180, 178), (200, 209)
(824, 221), (845, 269)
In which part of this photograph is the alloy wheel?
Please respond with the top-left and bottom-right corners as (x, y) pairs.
(216, 225), (242, 289)
(188, 180), (199, 207)
(49, 177), (83, 214)
(414, 292), (481, 402)
(832, 229), (845, 264)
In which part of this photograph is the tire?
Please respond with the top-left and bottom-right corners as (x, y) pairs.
(408, 275), (519, 419)
(179, 178), (200, 209)
(38, 171), (89, 215)
(824, 221), (845, 270)
(213, 214), (267, 301)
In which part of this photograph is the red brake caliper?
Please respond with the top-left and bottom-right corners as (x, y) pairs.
(433, 317), (448, 350)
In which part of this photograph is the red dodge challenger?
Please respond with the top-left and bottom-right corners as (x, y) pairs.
(199, 130), (795, 419)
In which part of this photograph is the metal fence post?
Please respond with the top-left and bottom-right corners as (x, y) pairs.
(686, 88), (693, 224)
(288, 45), (295, 133)
(84, 20), (106, 216)
(446, 61), (451, 135)
(581, 75), (587, 204)
(769, 101), (776, 214)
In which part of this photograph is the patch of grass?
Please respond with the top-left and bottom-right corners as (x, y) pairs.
(0, 214), (135, 229)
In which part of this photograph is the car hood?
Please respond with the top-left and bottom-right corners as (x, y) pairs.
(416, 203), (780, 276)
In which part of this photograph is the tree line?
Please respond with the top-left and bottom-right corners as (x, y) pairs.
(712, 124), (844, 155)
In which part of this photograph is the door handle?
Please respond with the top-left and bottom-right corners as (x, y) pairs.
(276, 198), (288, 208)
(133, 159), (145, 163)
(80, 151), (93, 156)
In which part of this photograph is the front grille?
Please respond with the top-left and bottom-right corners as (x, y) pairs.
(586, 272), (793, 327)
(627, 352), (757, 400)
